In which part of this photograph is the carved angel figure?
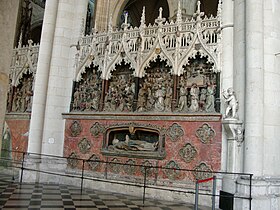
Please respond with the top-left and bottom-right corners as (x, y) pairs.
(223, 87), (239, 119)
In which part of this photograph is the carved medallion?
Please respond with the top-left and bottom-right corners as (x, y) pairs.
(87, 154), (100, 171)
(78, 138), (91, 154)
(141, 160), (155, 177)
(164, 160), (181, 180)
(90, 122), (105, 137)
(196, 123), (215, 144)
(123, 159), (136, 175)
(167, 123), (184, 142)
(108, 158), (121, 173)
(67, 152), (79, 168)
(193, 162), (213, 180)
(155, 47), (161, 54)
(70, 121), (82, 137)
(179, 143), (197, 163)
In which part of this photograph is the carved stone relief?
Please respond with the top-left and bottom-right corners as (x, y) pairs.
(196, 123), (215, 144)
(164, 160), (181, 180)
(72, 68), (101, 111)
(87, 154), (100, 171)
(123, 159), (136, 175)
(167, 123), (184, 142)
(179, 143), (197, 163)
(70, 121), (82, 137)
(9, 73), (34, 113)
(108, 158), (121, 173)
(177, 56), (217, 113)
(67, 152), (79, 168)
(78, 138), (91, 154)
(193, 162), (213, 180)
(137, 65), (173, 112)
(104, 66), (135, 112)
(90, 122), (105, 137)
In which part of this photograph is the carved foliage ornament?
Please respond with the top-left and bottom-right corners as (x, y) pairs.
(67, 152), (79, 168)
(78, 138), (91, 154)
(193, 162), (213, 180)
(141, 160), (156, 177)
(123, 159), (136, 175)
(164, 160), (181, 180)
(90, 122), (105, 137)
(108, 158), (121, 173)
(70, 121), (82, 137)
(87, 154), (100, 171)
(167, 123), (184, 142)
(196, 123), (215, 144)
(179, 143), (197, 163)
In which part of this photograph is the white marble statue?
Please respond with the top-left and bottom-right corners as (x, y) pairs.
(223, 87), (239, 119)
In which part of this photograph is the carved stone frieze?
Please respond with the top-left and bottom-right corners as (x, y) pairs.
(179, 143), (197, 163)
(108, 158), (121, 173)
(196, 123), (215, 144)
(123, 159), (136, 175)
(164, 160), (181, 180)
(70, 121), (82, 137)
(78, 138), (91, 154)
(87, 154), (100, 171)
(193, 162), (213, 180)
(67, 152), (79, 168)
(167, 123), (184, 142)
(90, 122), (105, 137)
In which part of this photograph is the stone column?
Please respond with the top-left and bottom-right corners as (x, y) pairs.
(40, 0), (88, 156)
(233, 0), (245, 121)
(28, 0), (59, 154)
(263, 0), (280, 176)
(244, 0), (264, 176)
(221, 0), (234, 90)
(0, 0), (19, 153)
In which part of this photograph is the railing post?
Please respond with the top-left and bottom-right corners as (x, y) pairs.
(20, 152), (25, 184)
(194, 180), (199, 210)
(81, 159), (85, 194)
(143, 166), (147, 205)
(249, 174), (253, 210)
(212, 176), (216, 210)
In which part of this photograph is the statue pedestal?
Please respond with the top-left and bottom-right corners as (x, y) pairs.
(222, 118), (244, 194)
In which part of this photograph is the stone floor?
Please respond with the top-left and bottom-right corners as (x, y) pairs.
(0, 173), (213, 210)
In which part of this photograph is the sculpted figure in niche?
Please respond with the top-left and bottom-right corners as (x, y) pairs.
(223, 87), (239, 119)
(189, 83), (199, 112)
(199, 88), (207, 111)
(154, 84), (166, 112)
(177, 80), (188, 112)
(137, 83), (148, 112)
(205, 82), (215, 112)
(164, 85), (172, 112)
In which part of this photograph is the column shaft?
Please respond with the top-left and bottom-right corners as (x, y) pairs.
(28, 0), (59, 154)
(40, 0), (88, 156)
(244, 0), (264, 175)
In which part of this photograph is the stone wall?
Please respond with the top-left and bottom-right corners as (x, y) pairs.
(63, 113), (222, 185)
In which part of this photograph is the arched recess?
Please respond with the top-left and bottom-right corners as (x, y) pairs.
(111, 0), (170, 28)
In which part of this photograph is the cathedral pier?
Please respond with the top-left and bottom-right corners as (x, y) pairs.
(28, 0), (59, 154)
(40, 0), (88, 156)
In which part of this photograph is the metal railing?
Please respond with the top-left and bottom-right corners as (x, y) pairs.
(0, 149), (252, 209)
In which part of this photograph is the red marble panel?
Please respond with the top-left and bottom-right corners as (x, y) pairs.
(63, 114), (222, 183)
(5, 119), (29, 161)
